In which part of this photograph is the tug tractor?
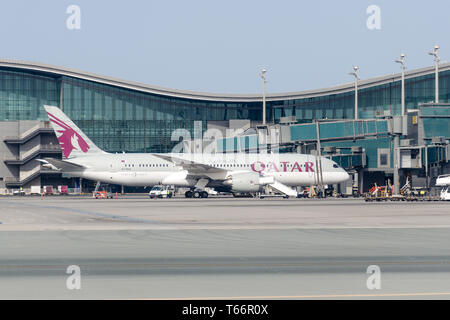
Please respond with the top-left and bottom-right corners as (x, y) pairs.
(93, 190), (113, 199)
(92, 182), (114, 199)
(364, 183), (392, 202)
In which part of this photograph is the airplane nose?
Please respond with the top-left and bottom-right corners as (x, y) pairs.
(341, 169), (350, 182)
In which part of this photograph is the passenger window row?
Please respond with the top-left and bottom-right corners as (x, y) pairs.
(124, 164), (170, 168)
(122, 162), (311, 169)
(212, 164), (250, 167)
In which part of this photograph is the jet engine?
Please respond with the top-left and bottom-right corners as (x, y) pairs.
(42, 163), (59, 170)
(223, 172), (273, 193)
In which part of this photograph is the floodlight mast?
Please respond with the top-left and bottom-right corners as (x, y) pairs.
(428, 45), (440, 103)
(393, 54), (406, 196)
(348, 66), (359, 120)
(395, 53), (406, 116)
(261, 69), (267, 125)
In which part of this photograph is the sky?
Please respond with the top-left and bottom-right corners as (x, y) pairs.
(1, 0), (449, 94)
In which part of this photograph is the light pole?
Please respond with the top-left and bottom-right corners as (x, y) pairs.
(428, 45), (440, 103)
(348, 66), (359, 120)
(261, 69), (267, 125)
(393, 54), (406, 196)
(395, 53), (406, 116)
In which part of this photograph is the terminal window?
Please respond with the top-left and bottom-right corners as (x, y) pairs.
(380, 154), (388, 166)
(378, 148), (391, 168)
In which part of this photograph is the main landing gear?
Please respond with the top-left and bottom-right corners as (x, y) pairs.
(185, 190), (209, 198)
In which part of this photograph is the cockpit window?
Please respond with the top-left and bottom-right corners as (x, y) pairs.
(333, 164), (339, 168)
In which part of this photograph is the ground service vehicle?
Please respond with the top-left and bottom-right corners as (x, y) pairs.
(93, 190), (113, 199)
(437, 175), (450, 201)
(440, 186), (450, 201)
(58, 185), (68, 195)
(149, 185), (173, 198)
(44, 186), (54, 195)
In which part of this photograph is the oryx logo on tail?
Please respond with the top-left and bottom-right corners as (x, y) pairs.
(46, 111), (90, 158)
(44, 105), (104, 158)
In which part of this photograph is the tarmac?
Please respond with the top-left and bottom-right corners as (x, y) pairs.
(1, 195), (450, 299)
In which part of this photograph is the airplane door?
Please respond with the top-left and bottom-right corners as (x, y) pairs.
(309, 160), (317, 185)
(109, 158), (119, 173)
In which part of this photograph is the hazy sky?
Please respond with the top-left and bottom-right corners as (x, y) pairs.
(1, 0), (449, 94)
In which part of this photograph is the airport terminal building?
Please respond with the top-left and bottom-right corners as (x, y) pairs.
(0, 59), (449, 193)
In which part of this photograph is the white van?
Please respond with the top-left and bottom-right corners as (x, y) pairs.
(149, 185), (173, 198)
(436, 174), (450, 187)
(440, 186), (450, 201)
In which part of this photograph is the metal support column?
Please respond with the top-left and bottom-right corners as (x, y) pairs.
(393, 135), (400, 195)
(315, 121), (324, 196)
(425, 145), (429, 189)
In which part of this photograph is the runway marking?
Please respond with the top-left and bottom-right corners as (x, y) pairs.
(143, 292), (450, 300)
(1, 258), (449, 270)
(4, 225), (450, 232)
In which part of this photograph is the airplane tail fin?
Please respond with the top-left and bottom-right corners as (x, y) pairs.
(43, 105), (105, 159)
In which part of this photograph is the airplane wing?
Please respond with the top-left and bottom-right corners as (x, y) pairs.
(37, 158), (86, 172)
(151, 154), (226, 174)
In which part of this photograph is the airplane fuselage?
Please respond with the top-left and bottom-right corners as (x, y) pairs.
(64, 153), (349, 189)
(42, 105), (350, 196)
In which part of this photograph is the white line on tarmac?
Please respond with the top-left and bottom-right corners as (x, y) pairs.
(142, 292), (450, 300)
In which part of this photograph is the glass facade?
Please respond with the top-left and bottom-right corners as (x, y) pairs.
(0, 66), (449, 153)
(420, 104), (450, 140)
(272, 70), (450, 121)
(60, 77), (262, 152)
(0, 70), (59, 121)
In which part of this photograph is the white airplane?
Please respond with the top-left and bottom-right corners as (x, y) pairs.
(40, 105), (350, 198)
